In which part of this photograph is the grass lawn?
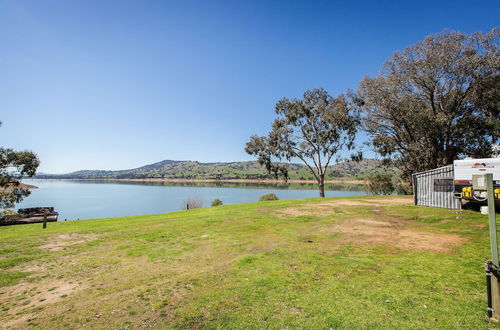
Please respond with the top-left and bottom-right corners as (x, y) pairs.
(0, 195), (498, 329)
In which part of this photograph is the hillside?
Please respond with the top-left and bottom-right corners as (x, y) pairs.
(36, 159), (384, 180)
(0, 196), (490, 328)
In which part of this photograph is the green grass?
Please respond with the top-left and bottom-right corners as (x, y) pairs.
(0, 195), (497, 329)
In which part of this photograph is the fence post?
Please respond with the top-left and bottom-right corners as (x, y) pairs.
(484, 173), (500, 320)
(42, 212), (47, 229)
(412, 174), (418, 205)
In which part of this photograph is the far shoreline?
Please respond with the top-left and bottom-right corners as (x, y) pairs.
(31, 178), (366, 185)
(1, 183), (38, 190)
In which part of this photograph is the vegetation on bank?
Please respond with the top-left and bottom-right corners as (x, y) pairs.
(0, 196), (497, 328)
(34, 159), (383, 181)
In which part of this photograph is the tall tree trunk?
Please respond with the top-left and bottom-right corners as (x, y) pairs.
(318, 175), (325, 198)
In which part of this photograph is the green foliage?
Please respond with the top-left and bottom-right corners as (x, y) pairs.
(328, 159), (383, 179)
(358, 29), (499, 180)
(211, 199), (223, 207)
(35, 159), (385, 181)
(245, 88), (359, 197)
(0, 121), (40, 209)
(366, 171), (413, 195)
(0, 209), (18, 223)
(394, 179), (413, 195)
(258, 193), (279, 201)
(366, 172), (395, 195)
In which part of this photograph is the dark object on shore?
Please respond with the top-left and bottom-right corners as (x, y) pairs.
(0, 207), (58, 226)
(211, 199), (223, 206)
(259, 193), (279, 201)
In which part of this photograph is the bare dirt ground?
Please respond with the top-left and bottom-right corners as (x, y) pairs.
(272, 197), (412, 218)
(325, 216), (465, 253)
(1, 279), (87, 328)
(1, 233), (95, 329)
(272, 197), (465, 253)
(37, 233), (99, 252)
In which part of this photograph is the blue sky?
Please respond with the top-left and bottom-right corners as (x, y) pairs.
(1, 0), (498, 173)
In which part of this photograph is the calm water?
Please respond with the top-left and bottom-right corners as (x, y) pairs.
(18, 179), (368, 220)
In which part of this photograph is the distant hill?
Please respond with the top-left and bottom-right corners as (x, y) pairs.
(35, 159), (384, 180)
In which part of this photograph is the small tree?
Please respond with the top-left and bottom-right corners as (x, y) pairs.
(0, 121), (40, 209)
(245, 88), (358, 197)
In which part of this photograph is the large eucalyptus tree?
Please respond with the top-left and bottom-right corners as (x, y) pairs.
(358, 28), (499, 180)
(245, 88), (358, 197)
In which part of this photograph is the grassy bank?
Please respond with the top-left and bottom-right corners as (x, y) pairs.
(0, 196), (497, 329)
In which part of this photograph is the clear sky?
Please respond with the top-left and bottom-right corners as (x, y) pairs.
(1, 0), (498, 173)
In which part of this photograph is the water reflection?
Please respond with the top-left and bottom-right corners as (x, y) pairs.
(58, 179), (366, 192)
(20, 179), (368, 220)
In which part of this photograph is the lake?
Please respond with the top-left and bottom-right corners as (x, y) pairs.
(17, 179), (369, 220)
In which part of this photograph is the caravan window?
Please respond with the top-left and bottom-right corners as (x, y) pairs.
(433, 178), (453, 192)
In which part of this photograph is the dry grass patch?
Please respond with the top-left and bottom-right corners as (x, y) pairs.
(37, 233), (99, 252)
(319, 216), (466, 253)
(273, 197), (463, 253)
(272, 208), (316, 219)
(315, 196), (412, 207)
(270, 196), (412, 219)
(1, 279), (87, 329)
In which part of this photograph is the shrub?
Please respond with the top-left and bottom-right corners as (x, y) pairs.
(259, 193), (279, 201)
(184, 197), (203, 210)
(0, 209), (18, 223)
(366, 172), (395, 195)
(394, 179), (413, 195)
(211, 199), (223, 207)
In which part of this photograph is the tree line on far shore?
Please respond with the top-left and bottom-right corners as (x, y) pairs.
(246, 28), (499, 197)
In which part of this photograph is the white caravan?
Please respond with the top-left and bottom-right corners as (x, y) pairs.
(453, 158), (500, 204)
